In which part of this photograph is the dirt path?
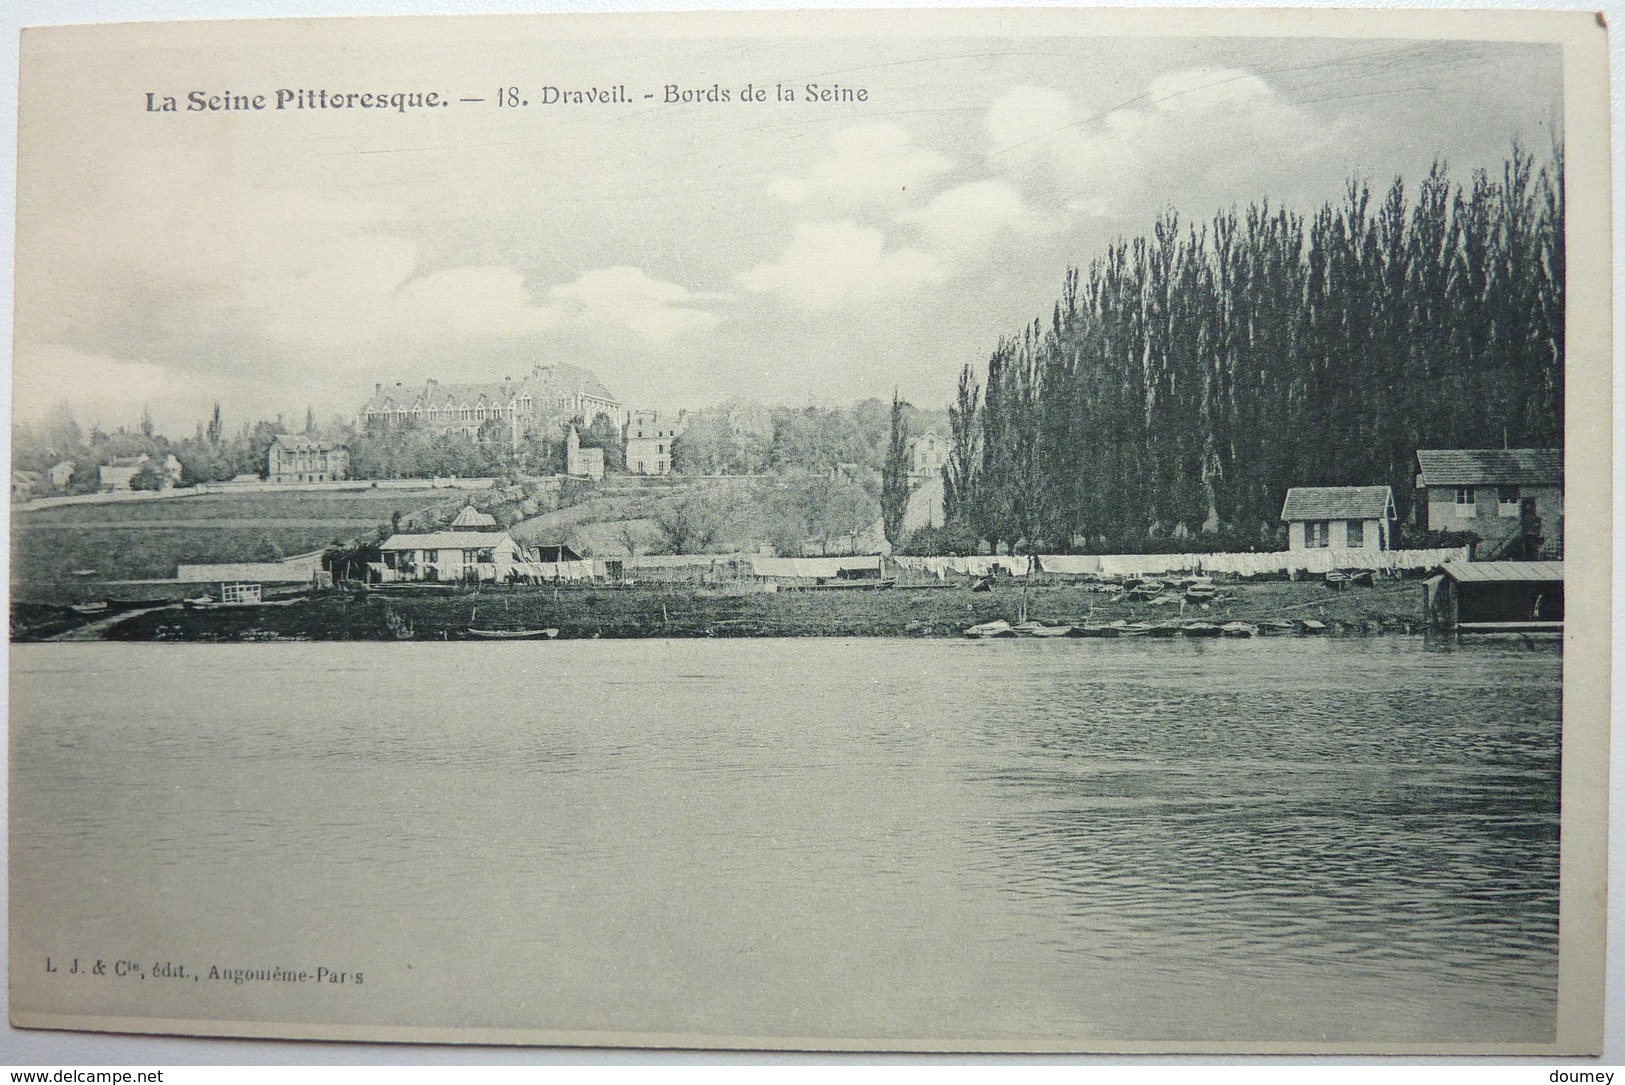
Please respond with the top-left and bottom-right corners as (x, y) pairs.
(49, 605), (178, 642)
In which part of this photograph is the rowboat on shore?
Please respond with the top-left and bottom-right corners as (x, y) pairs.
(964, 619), (1016, 638)
(1013, 621), (1073, 637)
(1069, 623), (1118, 638)
(1125, 578), (1164, 599)
(1184, 578), (1219, 601)
(466, 626), (559, 640)
(1220, 621), (1260, 637)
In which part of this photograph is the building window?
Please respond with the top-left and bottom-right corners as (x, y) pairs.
(1305, 521), (1330, 548)
(1454, 486), (1476, 512)
(1498, 486), (1522, 517)
(1346, 520), (1364, 547)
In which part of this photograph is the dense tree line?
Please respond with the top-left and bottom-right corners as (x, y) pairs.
(349, 411), (624, 479)
(11, 401), (286, 493)
(672, 398), (949, 478)
(946, 144), (1564, 553)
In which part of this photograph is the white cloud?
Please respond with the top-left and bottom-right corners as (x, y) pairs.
(903, 180), (1047, 252)
(738, 221), (948, 312)
(768, 123), (954, 213)
(985, 86), (1076, 171)
(545, 266), (722, 345)
(985, 70), (1326, 219)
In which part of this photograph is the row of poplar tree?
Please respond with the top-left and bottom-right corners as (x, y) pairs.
(938, 145), (1565, 555)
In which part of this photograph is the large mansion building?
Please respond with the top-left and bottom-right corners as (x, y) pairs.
(362, 364), (621, 448)
(625, 409), (687, 476)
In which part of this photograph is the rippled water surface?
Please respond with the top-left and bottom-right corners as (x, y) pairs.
(11, 638), (1560, 1045)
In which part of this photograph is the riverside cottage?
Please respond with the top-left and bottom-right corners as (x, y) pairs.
(377, 531), (523, 582)
(1280, 486), (1397, 551)
(1413, 448), (1563, 559)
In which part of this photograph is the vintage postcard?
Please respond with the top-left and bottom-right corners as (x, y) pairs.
(7, 6), (1610, 1055)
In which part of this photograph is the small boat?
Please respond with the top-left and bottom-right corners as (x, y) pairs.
(1301, 619), (1328, 634)
(1184, 579), (1219, 601)
(467, 626), (559, 640)
(1260, 619), (1298, 634)
(1116, 621), (1157, 637)
(964, 619), (1015, 638)
(1182, 621), (1222, 638)
(1126, 578), (1164, 599)
(1016, 622), (1074, 638)
(1069, 623), (1118, 638)
(1220, 621), (1259, 637)
(69, 601), (109, 615)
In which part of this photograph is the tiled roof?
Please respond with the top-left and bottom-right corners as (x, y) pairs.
(1280, 486), (1395, 521)
(449, 506), (498, 529)
(364, 363), (619, 414)
(1416, 449), (1562, 487)
(1440, 560), (1563, 583)
(272, 434), (346, 452)
(380, 531), (516, 550)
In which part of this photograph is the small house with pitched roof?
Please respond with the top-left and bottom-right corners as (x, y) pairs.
(1280, 486), (1396, 552)
(1414, 448), (1562, 559)
(377, 530), (522, 582)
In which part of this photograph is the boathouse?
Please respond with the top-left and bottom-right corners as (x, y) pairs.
(1423, 561), (1563, 634)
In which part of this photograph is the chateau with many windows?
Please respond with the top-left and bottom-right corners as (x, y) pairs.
(361, 364), (621, 449)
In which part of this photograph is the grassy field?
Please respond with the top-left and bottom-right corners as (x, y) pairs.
(48, 576), (1434, 643)
(18, 489), (449, 524)
(11, 488), (449, 599)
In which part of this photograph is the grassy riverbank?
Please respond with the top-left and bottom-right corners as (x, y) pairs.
(13, 576), (1433, 642)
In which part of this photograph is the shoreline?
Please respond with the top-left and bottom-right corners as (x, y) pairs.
(12, 578), (1445, 643)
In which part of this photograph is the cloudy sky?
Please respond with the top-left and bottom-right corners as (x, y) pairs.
(13, 12), (1563, 435)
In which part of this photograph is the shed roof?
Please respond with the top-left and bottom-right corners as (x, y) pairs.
(380, 531), (516, 551)
(449, 506), (498, 529)
(1416, 449), (1562, 487)
(1440, 561), (1563, 583)
(1280, 486), (1395, 521)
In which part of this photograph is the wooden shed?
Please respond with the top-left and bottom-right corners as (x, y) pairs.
(1423, 561), (1563, 635)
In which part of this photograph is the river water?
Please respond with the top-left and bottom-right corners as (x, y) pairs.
(10, 637), (1561, 1047)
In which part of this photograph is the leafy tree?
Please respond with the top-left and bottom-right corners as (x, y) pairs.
(954, 143), (1563, 554)
(943, 364), (980, 532)
(880, 391), (912, 549)
(652, 492), (724, 555)
(575, 412), (626, 472)
(128, 462), (166, 491)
